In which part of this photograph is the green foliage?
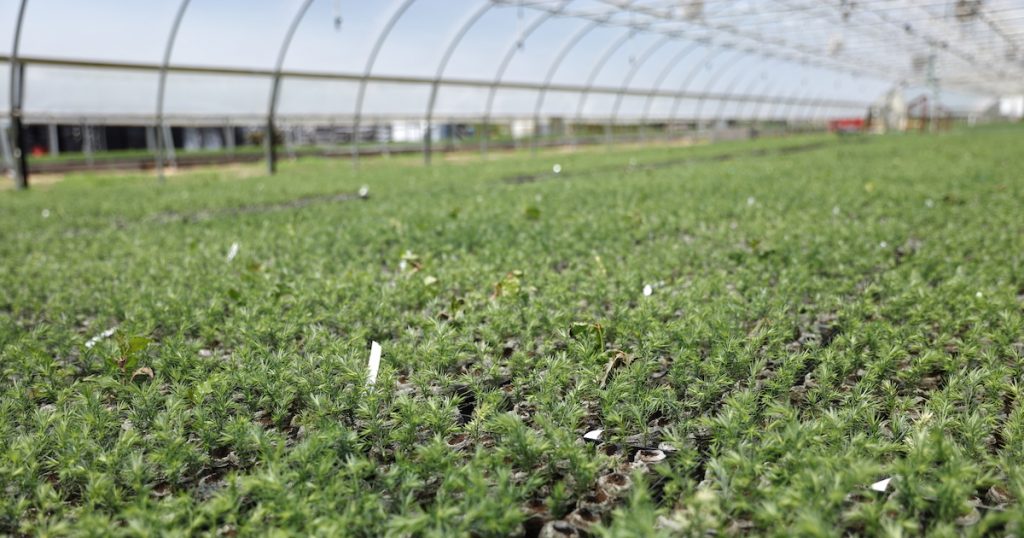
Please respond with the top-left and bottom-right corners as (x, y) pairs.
(1, 126), (1023, 534)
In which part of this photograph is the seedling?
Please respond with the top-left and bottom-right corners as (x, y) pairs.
(1, 128), (1022, 535)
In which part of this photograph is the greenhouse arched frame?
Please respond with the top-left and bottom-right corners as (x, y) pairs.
(3, 0), (1022, 189)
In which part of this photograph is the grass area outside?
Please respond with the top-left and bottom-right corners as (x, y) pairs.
(1, 127), (1023, 536)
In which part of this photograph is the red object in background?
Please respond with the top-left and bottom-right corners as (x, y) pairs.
(32, 146), (47, 157)
(828, 118), (865, 133)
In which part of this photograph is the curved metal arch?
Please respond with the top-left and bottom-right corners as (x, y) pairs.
(605, 35), (673, 140)
(637, 41), (703, 139)
(737, 81), (773, 121)
(350, 0), (418, 166)
(747, 82), (779, 123)
(762, 91), (795, 123)
(756, 89), (794, 124)
(569, 27), (637, 136)
(712, 66), (772, 125)
(777, 89), (810, 125)
(809, 78), (844, 124)
(8, 0), (29, 189)
(481, 7), (563, 156)
(787, 68), (830, 125)
(666, 46), (734, 136)
(783, 74), (823, 125)
(265, 0), (315, 175)
(528, 19), (604, 154)
(790, 92), (822, 126)
(811, 93), (847, 123)
(691, 50), (756, 128)
(763, 63), (811, 123)
(803, 95), (828, 124)
(810, 74), (859, 123)
(423, 2), (494, 164)
(155, 0), (191, 182)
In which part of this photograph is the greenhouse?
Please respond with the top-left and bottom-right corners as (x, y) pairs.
(3, 0), (1020, 185)
(1, 0), (1024, 536)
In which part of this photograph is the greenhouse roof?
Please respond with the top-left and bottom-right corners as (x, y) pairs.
(1, 0), (1022, 125)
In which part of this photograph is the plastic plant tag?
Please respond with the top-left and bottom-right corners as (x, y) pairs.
(85, 327), (117, 349)
(367, 341), (382, 386)
(870, 477), (892, 492)
(583, 429), (603, 442)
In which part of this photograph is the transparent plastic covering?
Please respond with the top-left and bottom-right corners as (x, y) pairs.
(3, 0), (1019, 126)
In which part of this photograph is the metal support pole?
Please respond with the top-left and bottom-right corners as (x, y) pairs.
(379, 122), (391, 157)
(224, 123), (235, 157)
(716, 72), (770, 125)
(607, 36), (672, 144)
(667, 48), (735, 138)
(748, 84), (779, 126)
(47, 124), (59, 156)
(9, 0), (30, 189)
(570, 28), (635, 148)
(163, 124), (177, 167)
(777, 90), (808, 129)
(0, 122), (13, 175)
(638, 42), (702, 141)
(351, 0), (417, 168)
(530, 20), (603, 155)
(424, 3), (492, 165)
(83, 123), (94, 167)
(693, 53), (755, 131)
(266, 0), (314, 175)
(481, 8), (561, 157)
(156, 0), (191, 182)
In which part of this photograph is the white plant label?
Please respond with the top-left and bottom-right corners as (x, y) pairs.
(85, 327), (117, 349)
(226, 242), (240, 262)
(367, 341), (382, 386)
(870, 477), (891, 492)
(583, 429), (603, 441)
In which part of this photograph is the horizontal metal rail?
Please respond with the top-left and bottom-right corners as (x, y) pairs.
(0, 54), (870, 122)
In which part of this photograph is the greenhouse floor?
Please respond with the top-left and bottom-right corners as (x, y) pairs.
(1, 125), (1023, 535)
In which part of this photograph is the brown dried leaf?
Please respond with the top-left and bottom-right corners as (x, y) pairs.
(600, 350), (634, 388)
(130, 366), (154, 382)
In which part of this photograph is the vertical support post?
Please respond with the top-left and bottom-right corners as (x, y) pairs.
(926, 50), (938, 133)
(608, 36), (673, 145)
(47, 123), (59, 156)
(0, 121), (13, 174)
(666, 47), (729, 142)
(265, 117), (276, 173)
(480, 8), (561, 159)
(692, 52), (754, 132)
(9, 0), (30, 189)
(423, 3), (492, 165)
(266, 0), (314, 175)
(351, 0), (418, 169)
(531, 20), (603, 156)
(379, 122), (391, 157)
(224, 123), (235, 157)
(163, 124), (177, 167)
(156, 0), (191, 182)
(638, 42), (702, 143)
(145, 125), (156, 153)
(83, 123), (94, 167)
(571, 28), (636, 149)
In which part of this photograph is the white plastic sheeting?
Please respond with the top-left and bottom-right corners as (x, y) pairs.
(2, 0), (1016, 127)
